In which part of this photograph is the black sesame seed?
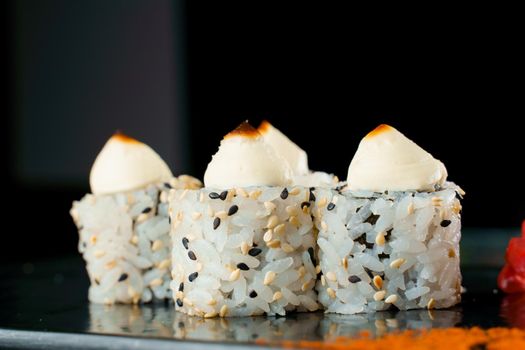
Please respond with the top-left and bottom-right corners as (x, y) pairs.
(301, 202), (311, 209)
(348, 275), (361, 283)
(249, 290), (258, 298)
(228, 205), (239, 216)
(95, 278), (100, 285)
(168, 216), (171, 224)
(176, 298), (183, 307)
(309, 190), (316, 202)
(378, 253), (390, 260)
(327, 202), (336, 211)
(188, 251), (197, 260)
(118, 273), (128, 282)
(178, 282), (184, 292)
(280, 188), (289, 199)
(164, 182), (172, 189)
(248, 248), (262, 256)
(213, 217), (221, 230)
(219, 190), (228, 200)
(209, 192), (220, 199)
(441, 219), (452, 227)
(237, 263), (249, 271)
(142, 207), (152, 214)
(188, 272), (198, 282)
(182, 237), (189, 250)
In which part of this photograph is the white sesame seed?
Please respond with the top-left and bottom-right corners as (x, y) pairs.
(281, 243), (294, 253)
(272, 291), (282, 301)
(175, 291), (184, 299)
(326, 271), (336, 281)
(157, 259), (171, 270)
(390, 258), (406, 269)
(236, 187), (248, 198)
(219, 305), (228, 317)
(327, 288), (336, 298)
(207, 299), (217, 306)
(199, 192), (205, 202)
(226, 189), (235, 201)
(229, 269), (241, 281)
(321, 275), (326, 286)
(274, 223), (286, 235)
(298, 266), (306, 278)
(385, 294), (398, 304)
(289, 187), (301, 196)
(267, 215), (279, 229)
(332, 196), (339, 204)
(289, 215), (300, 227)
(89, 235), (97, 244)
(215, 211), (228, 219)
(285, 205), (299, 216)
(373, 290), (386, 301)
(160, 191), (168, 203)
(264, 271), (276, 285)
(341, 257), (348, 269)
(321, 221), (328, 232)
(301, 281), (312, 292)
(191, 212), (202, 220)
(318, 197), (328, 207)
(105, 260), (116, 270)
(264, 201), (277, 211)
(240, 241), (249, 255)
(130, 235), (139, 245)
(427, 298), (436, 309)
(407, 202), (414, 215)
(207, 206), (214, 217)
(249, 190), (262, 200)
(373, 275), (383, 290)
(375, 232), (386, 246)
(94, 250), (105, 258)
(179, 189), (189, 200)
(204, 312), (217, 318)
(151, 240), (164, 251)
(136, 213), (148, 223)
(315, 265), (321, 274)
(149, 278), (163, 287)
(267, 240), (281, 248)
(263, 229), (273, 242)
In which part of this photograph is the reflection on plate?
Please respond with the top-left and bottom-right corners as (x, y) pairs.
(89, 304), (463, 342)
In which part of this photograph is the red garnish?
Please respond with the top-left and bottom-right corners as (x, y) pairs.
(498, 221), (525, 293)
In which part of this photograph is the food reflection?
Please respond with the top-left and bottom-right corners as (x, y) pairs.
(89, 304), (173, 338)
(321, 309), (462, 339)
(501, 293), (525, 328)
(173, 312), (321, 341)
(89, 304), (463, 342)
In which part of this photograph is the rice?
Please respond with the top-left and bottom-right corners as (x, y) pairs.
(169, 186), (319, 317)
(313, 182), (463, 314)
(70, 175), (202, 304)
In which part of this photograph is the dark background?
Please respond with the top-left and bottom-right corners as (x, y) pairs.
(3, 1), (523, 262)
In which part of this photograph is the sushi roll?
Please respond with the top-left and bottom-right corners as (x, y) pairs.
(257, 120), (338, 188)
(70, 132), (202, 304)
(169, 122), (319, 317)
(314, 124), (463, 314)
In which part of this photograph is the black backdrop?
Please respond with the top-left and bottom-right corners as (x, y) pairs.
(3, 1), (523, 262)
